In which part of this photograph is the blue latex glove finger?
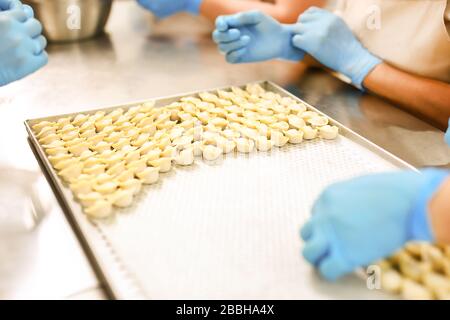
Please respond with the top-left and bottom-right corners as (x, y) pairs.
(300, 220), (314, 241)
(221, 10), (264, 28)
(0, 0), (21, 10)
(33, 35), (47, 55)
(21, 50), (48, 74)
(225, 47), (247, 64)
(445, 118), (450, 147)
(23, 4), (33, 18)
(7, 7), (27, 22)
(212, 28), (241, 44)
(215, 16), (229, 32)
(218, 35), (250, 54)
(24, 17), (42, 38)
(302, 228), (330, 266)
(318, 251), (350, 281)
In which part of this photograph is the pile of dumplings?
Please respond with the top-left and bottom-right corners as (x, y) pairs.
(379, 242), (450, 300)
(32, 83), (339, 219)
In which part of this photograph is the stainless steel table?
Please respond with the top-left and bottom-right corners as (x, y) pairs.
(0, 0), (448, 299)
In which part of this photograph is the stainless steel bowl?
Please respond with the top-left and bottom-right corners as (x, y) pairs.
(23, 0), (113, 43)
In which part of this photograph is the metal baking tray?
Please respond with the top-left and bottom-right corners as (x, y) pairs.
(25, 81), (414, 300)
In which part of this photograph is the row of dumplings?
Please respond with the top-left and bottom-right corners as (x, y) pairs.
(32, 84), (339, 219)
(378, 242), (450, 300)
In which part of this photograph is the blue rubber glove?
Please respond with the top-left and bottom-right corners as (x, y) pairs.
(291, 7), (382, 90)
(301, 169), (449, 281)
(0, 0), (34, 18)
(212, 11), (305, 63)
(445, 119), (450, 147)
(136, 0), (203, 18)
(0, 6), (47, 86)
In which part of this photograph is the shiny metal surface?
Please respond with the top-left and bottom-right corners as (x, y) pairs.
(0, 0), (448, 299)
(24, 0), (112, 43)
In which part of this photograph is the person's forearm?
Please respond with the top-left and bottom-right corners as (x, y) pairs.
(429, 177), (450, 244)
(200, 0), (324, 23)
(363, 63), (450, 130)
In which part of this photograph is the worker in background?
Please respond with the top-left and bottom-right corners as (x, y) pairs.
(212, 1), (450, 280)
(136, 0), (324, 24)
(0, 0), (47, 87)
(212, 1), (450, 129)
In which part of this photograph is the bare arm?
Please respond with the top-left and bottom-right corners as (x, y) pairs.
(200, 0), (324, 23)
(430, 178), (450, 244)
(363, 63), (450, 130)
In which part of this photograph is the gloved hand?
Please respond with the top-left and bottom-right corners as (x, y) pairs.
(0, 4), (47, 86)
(445, 118), (450, 147)
(212, 11), (305, 63)
(0, 0), (34, 18)
(291, 7), (382, 90)
(301, 169), (449, 281)
(136, 0), (203, 18)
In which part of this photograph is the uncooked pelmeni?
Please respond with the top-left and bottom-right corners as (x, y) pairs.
(124, 150), (141, 164)
(54, 158), (80, 171)
(68, 142), (90, 157)
(192, 141), (203, 157)
(285, 129), (304, 144)
(202, 145), (222, 161)
(80, 129), (97, 139)
(301, 126), (318, 140)
(86, 133), (107, 146)
(308, 116), (329, 127)
(36, 126), (56, 139)
(135, 133), (152, 146)
(83, 164), (106, 176)
(236, 138), (255, 153)
(107, 108), (124, 122)
(270, 121), (289, 132)
(136, 167), (160, 184)
(288, 115), (306, 129)
(161, 145), (177, 158)
(173, 135), (193, 150)
(93, 181), (118, 195)
(33, 121), (54, 133)
(91, 141), (111, 153)
(106, 161), (126, 176)
(119, 178), (142, 195)
(381, 269), (403, 294)
(108, 189), (134, 208)
(319, 125), (339, 140)
(84, 200), (113, 219)
(149, 157), (172, 173)
(143, 149), (161, 162)
(216, 137), (236, 154)
(126, 159), (147, 174)
(78, 192), (103, 208)
(270, 130), (289, 147)
(116, 169), (135, 182)
(43, 140), (65, 149)
(39, 133), (61, 145)
(58, 163), (83, 182)
(70, 180), (93, 197)
(175, 148), (195, 166)
(95, 173), (115, 185)
(45, 146), (68, 156)
(401, 279), (433, 300)
(48, 154), (72, 166)
(255, 136), (273, 152)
